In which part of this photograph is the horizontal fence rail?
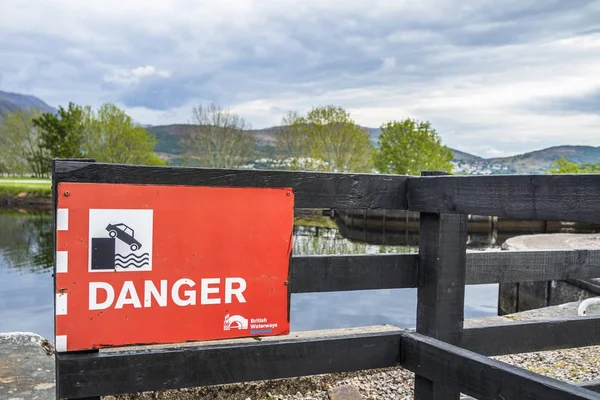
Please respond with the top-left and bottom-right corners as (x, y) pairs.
(57, 326), (402, 399)
(290, 249), (600, 293)
(58, 326), (600, 399)
(462, 316), (600, 356)
(290, 254), (418, 293)
(53, 161), (408, 210)
(400, 331), (600, 400)
(466, 249), (600, 284)
(55, 162), (600, 224)
(576, 381), (600, 394)
(407, 174), (600, 224)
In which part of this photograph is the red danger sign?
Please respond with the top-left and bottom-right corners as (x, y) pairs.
(54, 183), (294, 352)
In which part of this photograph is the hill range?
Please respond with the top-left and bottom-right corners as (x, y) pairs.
(0, 90), (56, 116)
(1, 90), (598, 174)
(147, 124), (600, 174)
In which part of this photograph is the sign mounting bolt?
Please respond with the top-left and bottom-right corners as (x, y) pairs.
(286, 191), (291, 196)
(64, 191), (70, 196)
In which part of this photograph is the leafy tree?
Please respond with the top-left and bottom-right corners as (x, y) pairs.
(84, 103), (165, 166)
(32, 102), (88, 164)
(374, 118), (453, 176)
(580, 163), (600, 173)
(281, 105), (373, 172)
(549, 156), (580, 174)
(179, 103), (257, 168)
(0, 108), (49, 177)
(31, 102), (164, 167)
(548, 157), (600, 174)
(274, 110), (306, 159)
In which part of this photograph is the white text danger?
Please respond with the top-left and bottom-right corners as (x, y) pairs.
(89, 278), (247, 310)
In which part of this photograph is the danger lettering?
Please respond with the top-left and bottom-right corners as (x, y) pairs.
(89, 277), (247, 310)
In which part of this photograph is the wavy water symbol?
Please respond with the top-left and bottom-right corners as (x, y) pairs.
(115, 253), (150, 268)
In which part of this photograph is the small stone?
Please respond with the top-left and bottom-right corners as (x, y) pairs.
(328, 384), (364, 400)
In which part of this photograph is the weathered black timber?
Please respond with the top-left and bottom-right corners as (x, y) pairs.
(290, 254), (418, 293)
(407, 174), (600, 223)
(53, 161), (408, 210)
(567, 278), (600, 295)
(401, 332), (599, 400)
(466, 249), (600, 284)
(462, 316), (600, 356)
(288, 250), (600, 293)
(577, 381), (600, 393)
(57, 327), (402, 398)
(52, 160), (600, 399)
(414, 172), (468, 400)
(416, 212), (468, 343)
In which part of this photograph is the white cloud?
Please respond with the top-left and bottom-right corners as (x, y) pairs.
(1, 0), (600, 157)
(104, 65), (171, 86)
(123, 104), (193, 126)
(380, 57), (396, 72)
(457, 145), (518, 159)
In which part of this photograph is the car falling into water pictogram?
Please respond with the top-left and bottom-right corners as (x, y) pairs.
(105, 223), (142, 251)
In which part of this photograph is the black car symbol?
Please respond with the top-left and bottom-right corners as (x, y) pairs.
(105, 223), (142, 251)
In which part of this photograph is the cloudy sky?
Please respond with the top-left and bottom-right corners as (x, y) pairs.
(1, 0), (599, 157)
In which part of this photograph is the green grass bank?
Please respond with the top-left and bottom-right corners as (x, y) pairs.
(0, 178), (52, 210)
(0, 178), (51, 196)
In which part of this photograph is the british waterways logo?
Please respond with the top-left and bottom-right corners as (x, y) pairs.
(88, 209), (153, 272)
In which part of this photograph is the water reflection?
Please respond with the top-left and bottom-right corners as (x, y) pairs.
(293, 225), (417, 255)
(334, 215), (502, 249)
(0, 213), (53, 273)
(0, 213), (55, 339)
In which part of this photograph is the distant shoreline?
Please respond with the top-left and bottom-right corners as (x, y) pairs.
(0, 194), (52, 212)
(0, 179), (52, 212)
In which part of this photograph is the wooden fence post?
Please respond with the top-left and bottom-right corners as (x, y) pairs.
(413, 171), (468, 400)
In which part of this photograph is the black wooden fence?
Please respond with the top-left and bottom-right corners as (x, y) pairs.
(53, 160), (600, 400)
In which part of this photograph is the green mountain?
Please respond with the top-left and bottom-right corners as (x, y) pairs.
(147, 124), (600, 174)
(487, 145), (600, 174)
(146, 124), (188, 155)
(449, 149), (483, 162)
(147, 124), (483, 161)
(0, 90), (56, 117)
(146, 124), (280, 164)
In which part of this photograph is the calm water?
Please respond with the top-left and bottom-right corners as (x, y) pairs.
(0, 214), (498, 342)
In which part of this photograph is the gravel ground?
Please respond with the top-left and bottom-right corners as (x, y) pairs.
(496, 346), (600, 383)
(107, 345), (600, 400)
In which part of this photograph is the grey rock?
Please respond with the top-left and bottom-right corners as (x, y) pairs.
(327, 384), (363, 400)
(0, 332), (55, 400)
(503, 233), (600, 251)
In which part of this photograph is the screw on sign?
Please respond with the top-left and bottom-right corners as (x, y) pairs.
(54, 183), (295, 352)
